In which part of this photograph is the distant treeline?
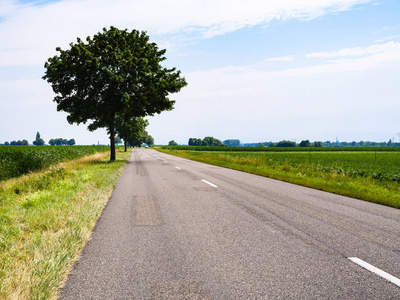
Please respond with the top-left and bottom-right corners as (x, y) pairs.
(1, 137), (76, 146)
(225, 139), (400, 148)
(48, 138), (76, 146)
(175, 138), (400, 149)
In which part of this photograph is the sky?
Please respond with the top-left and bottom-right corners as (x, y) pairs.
(0, 0), (399, 145)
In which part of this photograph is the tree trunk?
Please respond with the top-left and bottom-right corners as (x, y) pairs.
(124, 140), (127, 152)
(110, 124), (116, 161)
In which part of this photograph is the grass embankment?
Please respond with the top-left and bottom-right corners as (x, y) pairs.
(0, 149), (131, 300)
(158, 149), (400, 208)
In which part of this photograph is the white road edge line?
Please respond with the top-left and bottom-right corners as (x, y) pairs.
(348, 257), (400, 287)
(201, 179), (218, 188)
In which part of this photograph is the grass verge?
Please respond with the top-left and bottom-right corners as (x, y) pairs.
(158, 149), (400, 209)
(0, 149), (131, 300)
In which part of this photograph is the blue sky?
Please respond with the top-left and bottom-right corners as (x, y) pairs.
(1, 0), (399, 145)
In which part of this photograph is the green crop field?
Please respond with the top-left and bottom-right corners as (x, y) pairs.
(159, 148), (400, 208)
(214, 151), (400, 182)
(0, 145), (110, 181)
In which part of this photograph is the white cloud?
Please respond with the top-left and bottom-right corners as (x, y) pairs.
(375, 35), (400, 43)
(180, 41), (400, 109)
(265, 56), (295, 62)
(0, 0), (373, 67)
(306, 41), (398, 58)
(0, 0), (17, 17)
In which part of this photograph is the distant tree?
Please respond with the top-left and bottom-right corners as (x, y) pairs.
(33, 132), (45, 146)
(115, 137), (122, 145)
(68, 139), (76, 146)
(259, 143), (265, 147)
(43, 27), (187, 161)
(4, 141), (9, 146)
(14, 140), (29, 146)
(276, 140), (296, 147)
(10, 141), (17, 146)
(202, 136), (223, 146)
(223, 139), (241, 147)
(146, 135), (154, 146)
(188, 138), (202, 146)
(49, 139), (56, 146)
(299, 140), (311, 147)
(313, 141), (323, 147)
(268, 142), (275, 147)
(116, 116), (148, 151)
(168, 140), (178, 146)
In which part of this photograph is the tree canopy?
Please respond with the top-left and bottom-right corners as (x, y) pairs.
(33, 132), (45, 146)
(299, 140), (311, 147)
(43, 26), (187, 160)
(188, 137), (223, 147)
(276, 140), (296, 147)
(117, 117), (149, 150)
(223, 139), (241, 147)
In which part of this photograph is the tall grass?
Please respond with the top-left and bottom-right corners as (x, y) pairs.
(159, 149), (400, 208)
(0, 149), (131, 300)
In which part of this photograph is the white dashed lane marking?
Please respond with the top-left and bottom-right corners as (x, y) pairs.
(201, 179), (218, 188)
(348, 257), (400, 287)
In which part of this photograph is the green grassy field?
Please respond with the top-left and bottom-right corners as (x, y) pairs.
(0, 145), (110, 181)
(0, 149), (131, 300)
(158, 148), (400, 208)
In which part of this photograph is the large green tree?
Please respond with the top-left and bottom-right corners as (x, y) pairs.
(43, 27), (187, 160)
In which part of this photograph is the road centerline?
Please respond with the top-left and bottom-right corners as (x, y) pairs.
(348, 257), (400, 287)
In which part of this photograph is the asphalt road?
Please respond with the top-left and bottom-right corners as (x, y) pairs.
(59, 148), (400, 299)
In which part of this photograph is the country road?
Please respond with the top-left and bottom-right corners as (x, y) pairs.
(59, 148), (400, 299)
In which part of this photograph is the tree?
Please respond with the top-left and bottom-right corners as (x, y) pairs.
(115, 137), (122, 145)
(116, 116), (148, 151)
(169, 140), (178, 146)
(188, 138), (202, 146)
(68, 139), (76, 146)
(49, 139), (56, 146)
(276, 140), (296, 147)
(299, 140), (311, 147)
(313, 141), (323, 147)
(146, 135), (154, 146)
(223, 139), (241, 147)
(202, 136), (223, 146)
(43, 27), (187, 161)
(33, 132), (45, 146)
